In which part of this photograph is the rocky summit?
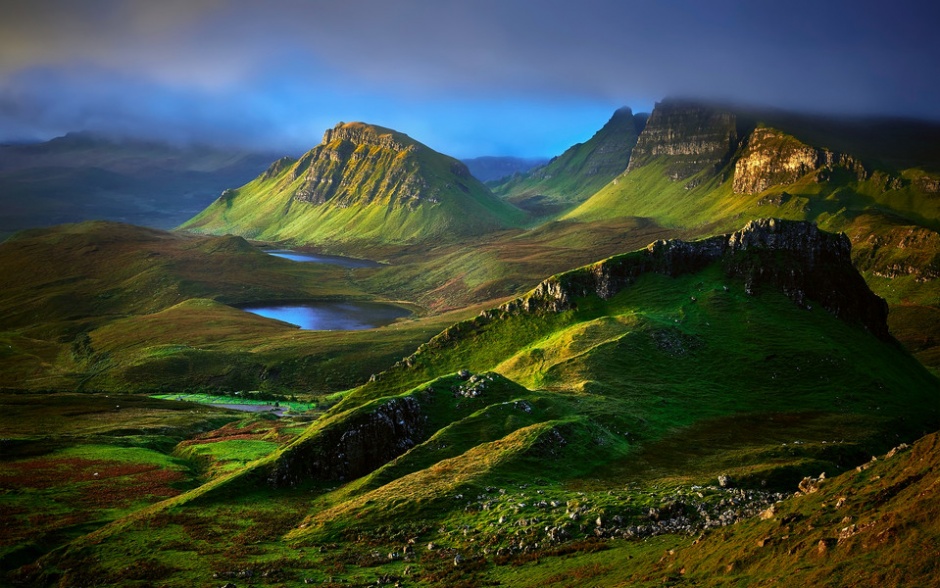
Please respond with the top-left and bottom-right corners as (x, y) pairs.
(626, 99), (738, 182)
(733, 126), (870, 194)
(181, 121), (523, 245)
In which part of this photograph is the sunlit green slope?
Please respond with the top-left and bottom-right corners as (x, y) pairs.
(493, 106), (644, 217)
(562, 99), (940, 372)
(181, 122), (525, 246)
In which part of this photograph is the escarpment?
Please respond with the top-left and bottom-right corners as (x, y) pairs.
(626, 100), (738, 182)
(417, 220), (889, 359)
(732, 127), (869, 194)
(517, 219), (888, 338)
(290, 123), (437, 207)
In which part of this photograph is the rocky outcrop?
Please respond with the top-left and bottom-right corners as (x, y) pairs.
(321, 122), (418, 154)
(424, 220), (889, 352)
(261, 156), (297, 180)
(268, 396), (424, 486)
(291, 124), (426, 207)
(852, 224), (940, 282)
(513, 219), (887, 338)
(733, 127), (870, 194)
(284, 122), (480, 209)
(626, 100), (738, 182)
(914, 176), (940, 193)
(733, 128), (819, 193)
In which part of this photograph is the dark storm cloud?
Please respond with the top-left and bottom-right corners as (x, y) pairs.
(1, 0), (938, 155)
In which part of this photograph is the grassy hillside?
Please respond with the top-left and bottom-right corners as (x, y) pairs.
(0, 221), (466, 393)
(562, 102), (940, 373)
(486, 429), (940, 587)
(493, 107), (643, 218)
(182, 122), (524, 246)
(16, 222), (937, 587)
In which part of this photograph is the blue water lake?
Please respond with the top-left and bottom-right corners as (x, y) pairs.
(265, 249), (381, 268)
(240, 301), (410, 330)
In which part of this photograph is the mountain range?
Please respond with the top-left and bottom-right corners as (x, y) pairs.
(1, 97), (939, 587)
(0, 132), (278, 238)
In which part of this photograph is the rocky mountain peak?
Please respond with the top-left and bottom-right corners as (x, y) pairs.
(321, 122), (419, 154)
(732, 126), (869, 194)
(626, 99), (738, 183)
(494, 105), (642, 213)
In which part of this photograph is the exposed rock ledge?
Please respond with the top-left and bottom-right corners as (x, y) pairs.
(268, 396), (424, 487)
(733, 127), (869, 194)
(419, 220), (889, 356)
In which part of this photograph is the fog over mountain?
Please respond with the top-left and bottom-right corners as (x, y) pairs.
(1, 0), (938, 157)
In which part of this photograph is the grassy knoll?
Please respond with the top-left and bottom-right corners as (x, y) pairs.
(483, 430), (940, 588)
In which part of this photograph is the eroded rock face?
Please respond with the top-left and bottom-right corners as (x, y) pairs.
(412, 220), (890, 379)
(853, 225), (940, 282)
(733, 128), (820, 193)
(261, 156), (297, 181)
(286, 122), (461, 208)
(268, 396), (424, 487)
(627, 100), (738, 182)
(511, 219), (889, 339)
(732, 127), (869, 194)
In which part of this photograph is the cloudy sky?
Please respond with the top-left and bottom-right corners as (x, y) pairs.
(1, 0), (937, 157)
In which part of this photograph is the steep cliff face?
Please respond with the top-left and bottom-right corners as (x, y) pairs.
(494, 107), (643, 215)
(733, 127), (869, 194)
(510, 219), (888, 338)
(268, 396), (425, 486)
(412, 220), (887, 354)
(290, 122), (457, 208)
(626, 100), (738, 182)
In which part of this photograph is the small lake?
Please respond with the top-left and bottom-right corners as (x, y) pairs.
(240, 301), (410, 330)
(265, 249), (381, 268)
(217, 403), (289, 416)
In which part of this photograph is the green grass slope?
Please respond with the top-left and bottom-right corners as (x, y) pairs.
(181, 122), (524, 246)
(21, 221), (938, 587)
(493, 107), (643, 218)
(0, 221), (452, 392)
(487, 430), (940, 587)
(563, 102), (940, 373)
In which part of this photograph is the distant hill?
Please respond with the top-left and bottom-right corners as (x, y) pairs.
(492, 107), (647, 217)
(0, 132), (279, 238)
(182, 122), (525, 247)
(460, 156), (549, 183)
